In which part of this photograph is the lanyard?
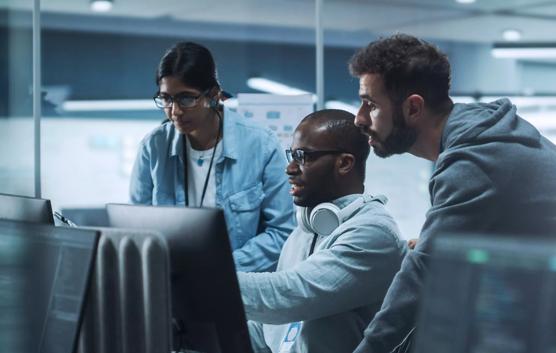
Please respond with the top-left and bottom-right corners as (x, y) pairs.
(308, 233), (318, 256)
(181, 112), (222, 207)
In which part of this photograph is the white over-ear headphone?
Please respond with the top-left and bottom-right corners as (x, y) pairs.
(296, 194), (387, 237)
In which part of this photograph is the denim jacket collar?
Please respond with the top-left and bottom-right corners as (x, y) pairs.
(167, 107), (239, 161)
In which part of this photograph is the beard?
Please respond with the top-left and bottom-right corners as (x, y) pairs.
(372, 108), (417, 158)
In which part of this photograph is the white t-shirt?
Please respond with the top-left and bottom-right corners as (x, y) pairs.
(185, 138), (222, 207)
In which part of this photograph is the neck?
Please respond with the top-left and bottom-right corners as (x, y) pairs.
(332, 181), (364, 201)
(188, 111), (221, 150)
(409, 104), (452, 162)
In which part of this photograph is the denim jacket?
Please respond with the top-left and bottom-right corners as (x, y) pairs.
(129, 108), (295, 272)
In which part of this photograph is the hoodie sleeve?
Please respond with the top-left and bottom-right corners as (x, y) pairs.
(354, 156), (499, 353)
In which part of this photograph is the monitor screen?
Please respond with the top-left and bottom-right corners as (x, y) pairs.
(106, 203), (253, 353)
(414, 234), (556, 353)
(0, 219), (99, 353)
(0, 193), (54, 224)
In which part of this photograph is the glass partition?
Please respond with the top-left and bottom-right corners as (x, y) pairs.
(5, 0), (555, 233)
(0, 2), (35, 196)
(39, 0), (316, 211)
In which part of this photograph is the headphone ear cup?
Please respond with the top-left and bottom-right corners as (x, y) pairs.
(296, 207), (314, 233)
(309, 203), (341, 237)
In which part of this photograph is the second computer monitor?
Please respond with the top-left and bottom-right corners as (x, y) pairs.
(0, 192), (54, 224)
(413, 233), (556, 353)
(106, 203), (253, 353)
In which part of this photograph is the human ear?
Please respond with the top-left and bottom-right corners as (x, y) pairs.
(337, 153), (355, 176)
(404, 94), (425, 125)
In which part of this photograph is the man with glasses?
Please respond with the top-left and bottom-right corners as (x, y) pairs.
(237, 109), (407, 353)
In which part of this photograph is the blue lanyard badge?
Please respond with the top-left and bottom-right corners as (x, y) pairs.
(279, 322), (301, 353)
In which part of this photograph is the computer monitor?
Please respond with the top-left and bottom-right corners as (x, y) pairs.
(106, 203), (253, 353)
(0, 192), (54, 224)
(413, 234), (556, 353)
(0, 219), (99, 353)
(59, 207), (109, 227)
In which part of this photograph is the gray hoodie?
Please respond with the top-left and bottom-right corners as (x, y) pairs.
(354, 98), (556, 353)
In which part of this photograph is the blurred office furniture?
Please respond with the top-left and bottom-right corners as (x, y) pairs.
(0, 192), (54, 224)
(414, 233), (556, 353)
(77, 227), (172, 353)
(107, 204), (253, 353)
(0, 220), (99, 353)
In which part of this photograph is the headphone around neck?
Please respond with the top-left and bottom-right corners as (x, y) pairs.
(296, 194), (387, 237)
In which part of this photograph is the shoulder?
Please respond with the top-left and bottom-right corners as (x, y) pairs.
(359, 200), (401, 237)
(431, 154), (495, 205)
(224, 110), (281, 152)
(139, 121), (174, 149)
(334, 199), (403, 248)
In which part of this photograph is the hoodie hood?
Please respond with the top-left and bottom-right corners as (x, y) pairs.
(440, 98), (541, 153)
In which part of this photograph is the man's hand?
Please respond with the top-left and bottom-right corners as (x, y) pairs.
(407, 238), (418, 250)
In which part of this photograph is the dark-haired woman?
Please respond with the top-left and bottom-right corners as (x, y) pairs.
(130, 42), (294, 272)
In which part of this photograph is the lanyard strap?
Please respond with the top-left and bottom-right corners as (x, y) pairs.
(181, 112), (223, 207)
(308, 233), (318, 256)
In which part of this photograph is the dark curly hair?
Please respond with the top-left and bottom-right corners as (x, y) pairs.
(300, 109), (370, 180)
(349, 34), (451, 113)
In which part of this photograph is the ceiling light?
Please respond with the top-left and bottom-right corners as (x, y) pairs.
(247, 77), (311, 96)
(455, 0), (476, 4)
(90, 0), (113, 12)
(492, 43), (556, 59)
(502, 29), (522, 42)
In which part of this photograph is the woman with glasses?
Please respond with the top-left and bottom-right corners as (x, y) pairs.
(130, 42), (294, 272)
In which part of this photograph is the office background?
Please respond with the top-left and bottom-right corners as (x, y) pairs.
(1, 0), (556, 239)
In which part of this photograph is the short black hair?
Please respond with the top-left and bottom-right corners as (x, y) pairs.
(156, 42), (220, 91)
(349, 34), (451, 113)
(300, 109), (370, 180)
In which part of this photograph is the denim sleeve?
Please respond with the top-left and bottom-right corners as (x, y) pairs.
(232, 133), (295, 272)
(354, 158), (499, 353)
(129, 139), (154, 205)
(238, 222), (403, 324)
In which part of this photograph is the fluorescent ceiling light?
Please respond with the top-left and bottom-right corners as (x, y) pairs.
(324, 100), (358, 114)
(455, 0), (476, 4)
(63, 99), (155, 111)
(502, 29), (522, 42)
(247, 77), (311, 96)
(90, 0), (113, 12)
(492, 43), (556, 59)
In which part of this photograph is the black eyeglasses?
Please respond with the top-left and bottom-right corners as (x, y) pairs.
(153, 89), (209, 109)
(285, 148), (347, 166)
